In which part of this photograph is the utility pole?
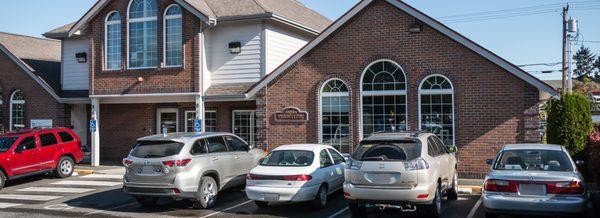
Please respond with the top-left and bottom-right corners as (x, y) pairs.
(562, 4), (569, 95)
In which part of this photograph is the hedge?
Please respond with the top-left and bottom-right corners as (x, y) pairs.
(546, 92), (593, 156)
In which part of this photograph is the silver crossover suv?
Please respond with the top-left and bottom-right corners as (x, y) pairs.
(344, 131), (459, 217)
(483, 144), (588, 217)
(122, 132), (265, 209)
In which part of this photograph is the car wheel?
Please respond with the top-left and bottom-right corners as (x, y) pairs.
(254, 201), (269, 208)
(348, 202), (366, 217)
(422, 185), (442, 218)
(194, 176), (218, 209)
(136, 197), (159, 207)
(55, 156), (74, 178)
(446, 172), (459, 200)
(0, 170), (6, 190)
(310, 185), (328, 209)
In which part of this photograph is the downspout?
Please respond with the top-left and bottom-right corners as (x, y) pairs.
(198, 19), (217, 132)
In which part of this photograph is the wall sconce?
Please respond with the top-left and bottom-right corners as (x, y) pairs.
(229, 42), (241, 54)
(138, 77), (145, 82)
(75, 52), (87, 63)
(409, 19), (422, 33)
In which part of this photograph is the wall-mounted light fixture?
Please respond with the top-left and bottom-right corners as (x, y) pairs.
(409, 19), (422, 33)
(75, 52), (87, 63)
(229, 42), (241, 54)
(138, 77), (145, 82)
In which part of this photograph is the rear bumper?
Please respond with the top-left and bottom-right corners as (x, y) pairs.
(483, 192), (588, 215)
(343, 182), (436, 204)
(245, 184), (321, 202)
(123, 173), (199, 199)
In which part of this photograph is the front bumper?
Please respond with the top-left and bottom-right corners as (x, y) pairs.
(245, 184), (321, 202)
(343, 182), (436, 204)
(483, 192), (588, 215)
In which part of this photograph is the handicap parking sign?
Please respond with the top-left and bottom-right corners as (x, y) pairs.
(194, 119), (202, 132)
(90, 120), (97, 133)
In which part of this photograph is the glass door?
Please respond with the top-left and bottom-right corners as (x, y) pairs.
(157, 108), (179, 134)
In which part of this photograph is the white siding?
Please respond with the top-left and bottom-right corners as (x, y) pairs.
(61, 39), (89, 90)
(206, 21), (263, 85)
(265, 23), (310, 74)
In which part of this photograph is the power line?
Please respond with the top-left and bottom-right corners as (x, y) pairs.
(518, 62), (562, 67)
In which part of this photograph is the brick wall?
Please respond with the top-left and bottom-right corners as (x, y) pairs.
(260, 0), (541, 177)
(0, 52), (70, 132)
(86, 0), (201, 95)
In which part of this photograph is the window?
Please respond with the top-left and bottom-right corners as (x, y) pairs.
(0, 137), (18, 152)
(224, 135), (249, 151)
(190, 139), (208, 155)
(493, 150), (573, 171)
(40, 133), (58, 147)
(361, 60), (407, 138)
(328, 148), (346, 164)
(105, 11), (121, 70)
(163, 5), (183, 67)
(128, 0), (158, 69)
(17, 136), (36, 151)
(320, 79), (350, 153)
(260, 150), (314, 167)
(185, 111), (217, 132)
(419, 75), (454, 146)
(319, 150), (334, 168)
(10, 90), (25, 131)
(427, 136), (442, 156)
(130, 141), (184, 158)
(233, 111), (256, 145)
(207, 137), (228, 153)
(58, 131), (75, 142)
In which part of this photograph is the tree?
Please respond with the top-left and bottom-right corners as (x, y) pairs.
(573, 46), (596, 80)
(546, 92), (593, 156)
(594, 56), (600, 81)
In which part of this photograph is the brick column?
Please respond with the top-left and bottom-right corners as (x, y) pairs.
(524, 87), (541, 143)
(255, 88), (268, 150)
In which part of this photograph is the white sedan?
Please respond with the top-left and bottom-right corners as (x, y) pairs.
(245, 144), (346, 209)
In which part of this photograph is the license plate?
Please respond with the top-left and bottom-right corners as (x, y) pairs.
(519, 184), (545, 195)
(365, 173), (401, 184)
(140, 166), (161, 174)
(263, 193), (280, 201)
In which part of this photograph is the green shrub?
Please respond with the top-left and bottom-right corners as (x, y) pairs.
(546, 92), (593, 156)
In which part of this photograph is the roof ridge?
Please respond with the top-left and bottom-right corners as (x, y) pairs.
(252, 0), (270, 14)
(0, 31), (60, 42)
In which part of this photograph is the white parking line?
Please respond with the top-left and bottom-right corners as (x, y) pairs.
(51, 181), (122, 187)
(80, 174), (123, 180)
(0, 203), (23, 208)
(0, 194), (63, 201)
(328, 207), (349, 218)
(17, 187), (95, 193)
(84, 202), (138, 216)
(198, 200), (253, 218)
(467, 196), (483, 218)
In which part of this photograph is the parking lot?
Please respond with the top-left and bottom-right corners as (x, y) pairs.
(0, 170), (596, 218)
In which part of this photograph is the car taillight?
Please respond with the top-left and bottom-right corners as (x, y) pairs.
(162, 159), (192, 168)
(404, 158), (429, 171)
(122, 159), (133, 167)
(484, 179), (518, 193)
(246, 173), (261, 180)
(546, 181), (584, 195)
(245, 174), (312, 181)
(346, 159), (363, 170)
(282, 175), (312, 181)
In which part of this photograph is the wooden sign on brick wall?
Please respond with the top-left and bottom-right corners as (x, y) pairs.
(274, 107), (309, 123)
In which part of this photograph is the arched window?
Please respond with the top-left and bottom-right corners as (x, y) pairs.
(320, 79), (350, 153)
(361, 60), (407, 138)
(9, 90), (25, 131)
(105, 11), (121, 70)
(128, 0), (158, 69)
(164, 5), (183, 67)
(419, 75), (454, 145)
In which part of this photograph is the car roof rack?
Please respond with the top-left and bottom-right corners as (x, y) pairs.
(370, 130), (431, 138)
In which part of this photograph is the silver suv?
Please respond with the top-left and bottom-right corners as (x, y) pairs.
(122, 132), (264, 209)
(344, 131), (459, 217)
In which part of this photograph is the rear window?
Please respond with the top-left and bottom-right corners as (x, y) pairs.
(352, 140), (421, 161)
(494, 150), (573, 171)
(130, 141), (184, 158)
(260, 150), (315, 167)
(40, 133), (58, 147)
(0, 137), (18, 152)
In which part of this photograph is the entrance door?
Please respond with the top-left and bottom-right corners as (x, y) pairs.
(157, 108), (179, 134)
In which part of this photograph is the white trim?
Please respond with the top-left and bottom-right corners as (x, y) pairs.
(163, 4), (184, 68)
(184, 110), (195, 132)
(90, 92), (197, 98)
(157, 108), (179, 133)
(246, 0), (558, 97)
(9, 90), (25, 132)
(232, 110), (256, 145)
(318, 78), (350, 145)
(104, 11), (121, 71)
(418, 74), (455, 146)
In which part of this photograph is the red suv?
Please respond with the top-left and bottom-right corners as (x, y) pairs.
(0, 128), (84, 190)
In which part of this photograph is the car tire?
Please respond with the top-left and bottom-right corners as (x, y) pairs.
(310, 185), (328, 209)
(446, 172), (459, 200)
(193, 176), (218, 209)
(348, 202), (366, 217)
(422, 185), (442, 218)
(136, 197), (159, 207)
(0, 170), (6, 190)
(254, 201), (269, 208)
(55, 156), (74, 178)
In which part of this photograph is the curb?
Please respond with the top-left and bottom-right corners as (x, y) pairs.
(74, 169), (95, 175)
(457, 185), (482, 194)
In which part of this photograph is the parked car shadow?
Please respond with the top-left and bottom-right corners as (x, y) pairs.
(3, 173), (57, 189)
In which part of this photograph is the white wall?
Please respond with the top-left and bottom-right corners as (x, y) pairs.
(206, 21), (263, 85)
(265, 22), (310, 74)
(62, 38), (90, 90)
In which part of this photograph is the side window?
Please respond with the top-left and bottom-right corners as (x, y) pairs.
(432, 136), (448, 154)
(40, 133), (58, 147)
(191, 139), (208, 155)
(224, 135), (249, 152)
(427, 137), (440, 156)
(328, 148), (345, 164)
(58, 131), (75, 143)
(17, 136), (36, 151)
(207, 137), (228, 153)
(320, 149), (334, 168)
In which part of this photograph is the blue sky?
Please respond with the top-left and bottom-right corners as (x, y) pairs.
(1, 0), (599, 81)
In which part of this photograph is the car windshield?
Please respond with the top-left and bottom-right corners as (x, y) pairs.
(352, 140), (421, 161)
(260, 150), (314, 167)
(130, 141), (184, 158)
(494, 150), (573, 171)
(0, 137), (18, 153)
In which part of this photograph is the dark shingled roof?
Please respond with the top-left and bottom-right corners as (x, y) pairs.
(206, 83), (255, 96)
(43, 22), (76, 39)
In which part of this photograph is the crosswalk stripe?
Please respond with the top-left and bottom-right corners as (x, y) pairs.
(0, 203), (23, 208)
(80, 174), (123, 179)
(17, 187), (95, 193)
(51, 181), (122, 187)
(0, 194), (63, 201)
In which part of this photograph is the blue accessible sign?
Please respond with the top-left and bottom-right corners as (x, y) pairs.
(194, 119), (203, 132)
(90, 119), (97, 133)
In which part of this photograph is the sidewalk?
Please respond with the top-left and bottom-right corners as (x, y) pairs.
(75, 161), (125, 175)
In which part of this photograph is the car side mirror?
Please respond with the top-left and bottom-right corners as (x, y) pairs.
(486, 159), (494, 165)
(447, 146), (458, 153)
(576, 160), (585, 166)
